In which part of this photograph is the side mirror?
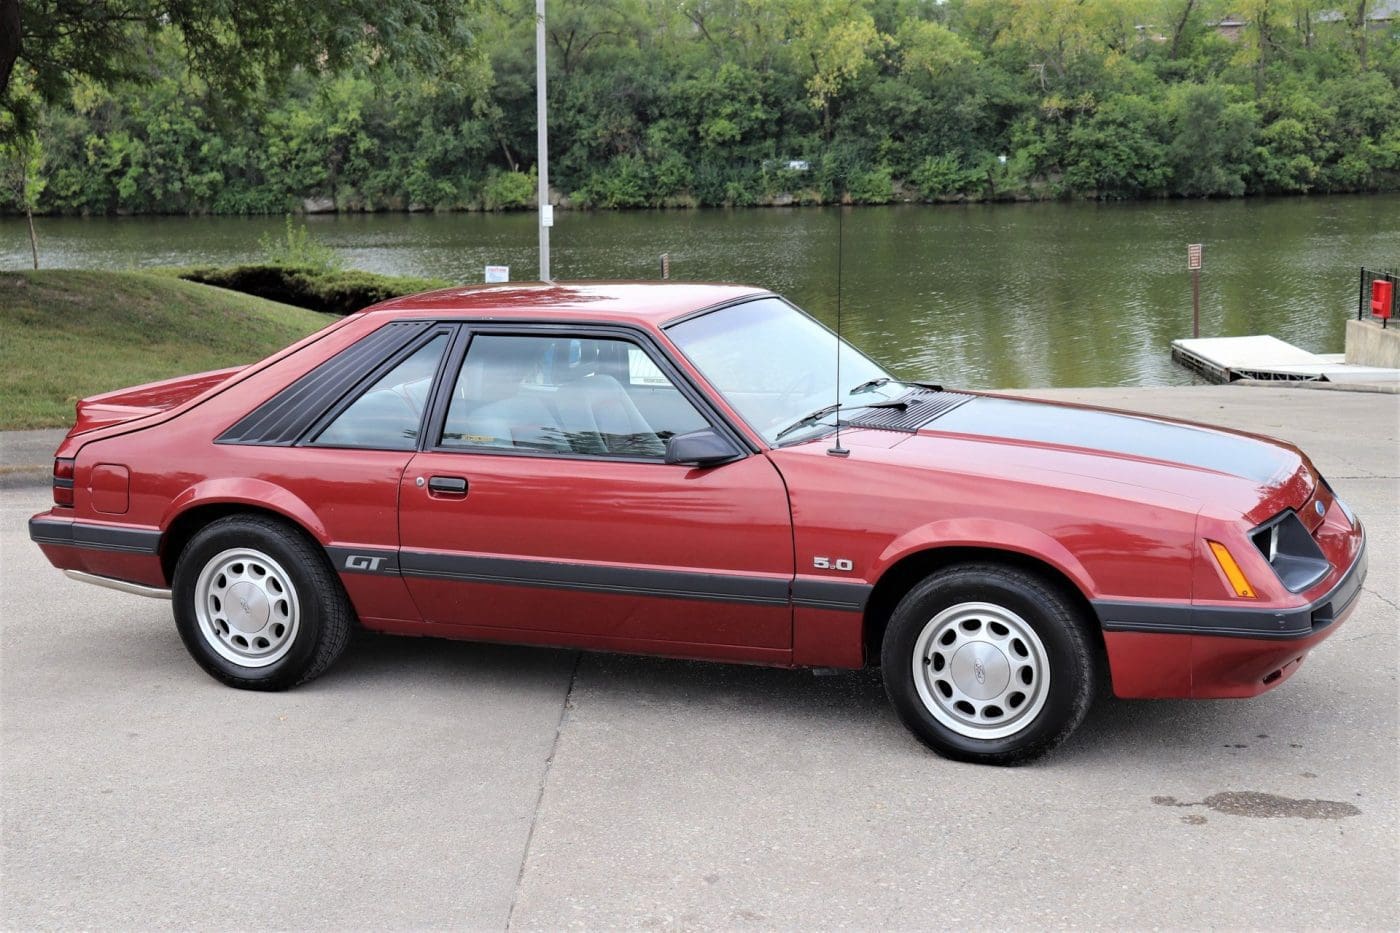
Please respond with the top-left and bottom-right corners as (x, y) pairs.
(664, 427), (742, 467)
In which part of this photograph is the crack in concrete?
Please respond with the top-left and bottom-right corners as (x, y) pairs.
(505, 650), (582, 932)
(1361, 586), (1400, 614)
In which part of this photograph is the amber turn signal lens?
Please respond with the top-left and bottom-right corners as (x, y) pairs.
(1207, 540), (1257, 598)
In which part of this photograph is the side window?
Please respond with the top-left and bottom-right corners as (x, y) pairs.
(313, 334), (448, 450)
(440, 334), (710, 459)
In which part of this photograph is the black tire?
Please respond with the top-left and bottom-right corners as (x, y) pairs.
(880, 563), (1097, 766)
(172, 514), (353, 690)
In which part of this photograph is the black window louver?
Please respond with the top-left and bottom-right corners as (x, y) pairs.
(844, 390), (975, 433)
(217, 322), (432, 446)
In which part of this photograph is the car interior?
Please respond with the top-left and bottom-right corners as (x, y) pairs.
(439, 335), (708, 458)
(312, 334), (448, 450)
(312, 332), (712, 457)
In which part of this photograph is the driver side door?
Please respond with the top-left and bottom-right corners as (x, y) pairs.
(397, 326), (796, 663)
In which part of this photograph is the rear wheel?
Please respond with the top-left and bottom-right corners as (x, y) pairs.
(881, 563), (1096, 765)
(173, 515), (352, 690)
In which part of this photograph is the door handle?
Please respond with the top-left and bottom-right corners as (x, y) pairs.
(427, 475), (468, 496)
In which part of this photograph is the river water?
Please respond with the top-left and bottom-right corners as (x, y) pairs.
(5, 195), (1397, 388)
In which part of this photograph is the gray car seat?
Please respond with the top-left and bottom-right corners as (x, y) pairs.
(443, 338), (569, 451)
(552, 372), (665, 457)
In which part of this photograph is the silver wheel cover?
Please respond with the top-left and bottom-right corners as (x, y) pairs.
(911, 601), (1050, 740)
(194, 547), (301, 668)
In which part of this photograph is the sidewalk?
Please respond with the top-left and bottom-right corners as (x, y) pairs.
(0, 429), (65, 487)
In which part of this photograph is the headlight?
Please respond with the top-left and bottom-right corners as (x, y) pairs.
(1250, 510), (1329, 593)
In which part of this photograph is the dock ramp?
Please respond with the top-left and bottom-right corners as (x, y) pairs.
(1171, 335), (1400, 385)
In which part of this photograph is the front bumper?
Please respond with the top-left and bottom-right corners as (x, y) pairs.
(1097, 530), (1368, 699)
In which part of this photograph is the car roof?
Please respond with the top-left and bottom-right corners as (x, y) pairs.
(359, 281), (771, 327)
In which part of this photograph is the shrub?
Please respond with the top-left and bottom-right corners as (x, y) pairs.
(846, 167), (894, 204)
(180, 265), (450, 315)
(482, 169), (536, 211)
(259, 216), (343, 273)
(912, 154), (985, 198)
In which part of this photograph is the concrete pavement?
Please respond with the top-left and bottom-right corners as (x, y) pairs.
(2, 385), (1396, 929)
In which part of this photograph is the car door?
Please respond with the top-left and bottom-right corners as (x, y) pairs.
(397, 326), (795, 662)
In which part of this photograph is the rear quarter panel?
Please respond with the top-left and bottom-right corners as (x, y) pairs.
(52, 314), (423, 622)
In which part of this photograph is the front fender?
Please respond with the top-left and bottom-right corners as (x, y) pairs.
(160, 478), (330, 544)
(872, 517), (1099, 599)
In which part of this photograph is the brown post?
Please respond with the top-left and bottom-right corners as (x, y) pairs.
(1192, 267), (1200, 339)
(1187, 244), (1203, 338)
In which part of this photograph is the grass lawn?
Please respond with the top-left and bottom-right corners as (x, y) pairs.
(1, 270), (336, 430)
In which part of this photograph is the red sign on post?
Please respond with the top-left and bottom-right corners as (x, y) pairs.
(1187, 244), (1203, 271)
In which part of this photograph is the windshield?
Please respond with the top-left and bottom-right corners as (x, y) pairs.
(667, 297), (905, 445)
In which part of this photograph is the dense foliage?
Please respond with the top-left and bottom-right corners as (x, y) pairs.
(0, 0), (463, 134)
(6, 0), (1399, 214)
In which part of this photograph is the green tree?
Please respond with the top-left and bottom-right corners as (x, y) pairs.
(1064, 95), (1170, 197)
(1, 0), (466, 135)
(0, 128), (41, 265)
(1167, 83), (1257, 195)
(5, 0), (1399, 215)
(784, 0), (887, 135)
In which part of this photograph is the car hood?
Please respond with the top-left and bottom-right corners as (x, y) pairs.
(883, 393), (1310, 518)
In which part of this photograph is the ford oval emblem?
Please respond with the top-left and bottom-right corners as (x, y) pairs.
(1315, 500), (1326, 518)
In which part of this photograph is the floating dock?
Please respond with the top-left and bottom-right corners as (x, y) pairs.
(1171, 335), (1400, 385)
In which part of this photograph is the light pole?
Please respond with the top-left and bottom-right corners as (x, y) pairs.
(535, 0), (551, 281)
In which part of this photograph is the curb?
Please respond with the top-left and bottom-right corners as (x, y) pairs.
(0, 468), (50, 490)
(1234, 378), (1400, 394)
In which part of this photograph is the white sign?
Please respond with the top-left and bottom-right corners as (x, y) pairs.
(484, 265), (509, 283)
(1187, 243), (1203, 271)
(541, 204), (554, 227)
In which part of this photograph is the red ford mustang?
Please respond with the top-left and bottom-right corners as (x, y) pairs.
(29, 283), (1367, 764)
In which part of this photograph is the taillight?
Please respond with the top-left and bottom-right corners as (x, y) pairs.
(53, 458), (75, 508)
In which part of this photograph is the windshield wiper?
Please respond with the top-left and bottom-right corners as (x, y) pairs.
(774, 403), (845, 442)
(848, 377), (893, 395)
(849, 377), (945, 396)
(775, 400), (906, 442)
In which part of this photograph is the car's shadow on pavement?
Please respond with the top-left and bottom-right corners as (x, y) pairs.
(328, 631), (1280, 766)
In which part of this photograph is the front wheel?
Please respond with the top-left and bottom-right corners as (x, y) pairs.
(172, 515), (352, 690)
(881, 563), (1097, 765)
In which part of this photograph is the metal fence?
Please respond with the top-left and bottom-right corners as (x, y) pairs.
(1359, 267), (1398, 320)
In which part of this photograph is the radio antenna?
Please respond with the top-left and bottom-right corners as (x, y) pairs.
(828, 199), (850, 458)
